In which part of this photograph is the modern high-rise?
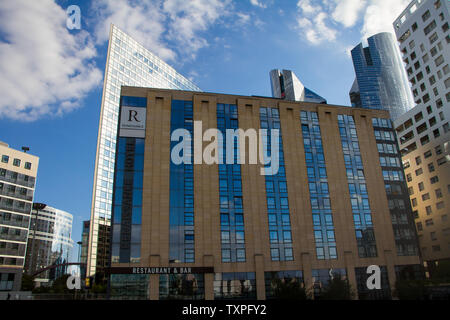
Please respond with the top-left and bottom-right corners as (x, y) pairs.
(349, 32), (415, 121)
(107, 87), (422, 300)
(24, 204), (74, 286)
(0, 142), (39, 292)
(87, 24), (201, 280)
(270, 69), (327, 104)
(392, 0), (449, 274)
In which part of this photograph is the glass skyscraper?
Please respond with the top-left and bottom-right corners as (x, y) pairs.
(25, 205), (74, 285)
(270, 69), (327, 104)
(87, 24), (201, 279)
(349, 32), (415, 121)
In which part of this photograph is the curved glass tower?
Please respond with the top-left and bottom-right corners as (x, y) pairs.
(350, 32), (415, 120)
(25, 205), (73, 284)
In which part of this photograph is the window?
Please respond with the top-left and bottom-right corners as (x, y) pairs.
(422, 193), (430, 201)
(1, 155), (8, 163)
(428, 163), (435, 172)
(417, 222), (423, 231)
(13, 159), (21, 167)
(435, 55), (444, 67)
(424, 20), (437, 35)
(426, 206), (433, 215)
(222, 249), (231, 262)
(271, 248), (280, 261)
(435, 189), (443, 198)
(418, 182), (425, 191)
(436, 201), (445, 210)
(430, 176), (439, 184)
(429, 32), (438, 44)
(415, 156), (422, 165)
(430, 232), (437, 241)
(415, 168), (423, 176)
(422, 10), (431, 22)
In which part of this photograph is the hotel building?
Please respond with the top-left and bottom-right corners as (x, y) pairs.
(87, 24), (201, 280)
(393, 0), (450, 273)
(0, 142), (39, 291)
(107, 87), (422, 300)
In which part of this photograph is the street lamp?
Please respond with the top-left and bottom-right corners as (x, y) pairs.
(29, 203), (46, 275)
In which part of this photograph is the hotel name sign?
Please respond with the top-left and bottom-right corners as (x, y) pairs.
(108, 267), (214, 275)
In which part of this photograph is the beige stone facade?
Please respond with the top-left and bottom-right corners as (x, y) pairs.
(110, 88), (422, 300)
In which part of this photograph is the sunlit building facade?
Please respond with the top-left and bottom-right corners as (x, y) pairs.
(107, 87), (422, 300)
(393, 0), (450, 275)
(87, 24), (201, 279)
(0, 142), (39, 292)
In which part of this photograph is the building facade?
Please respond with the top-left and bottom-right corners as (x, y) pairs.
(0, 142), (39, 291)
(393, 0), (450, 273)
(107, 87), (422, 300)
(87, 24), (201, 279)
(350, 32), (415, 121)
(24, 205), (73, 285)
(270, 69), (326, 104)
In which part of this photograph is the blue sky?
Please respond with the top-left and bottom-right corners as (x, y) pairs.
(0, 0), (412, 262)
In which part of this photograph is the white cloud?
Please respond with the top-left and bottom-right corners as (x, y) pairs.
(92, 0), (176, 61)
(297, 1), (337, 45)
(94, 0), (231, 61)
(236, 12), (251, 25)
(361, 0), (411, 40)
(250, 0), (267, 8)
(0, 0), (102, 121)
(163, 0), (231, 59)
(296, 0), (411, 46)
(332, 0), (367, 28)
(297, 0), (320, 15)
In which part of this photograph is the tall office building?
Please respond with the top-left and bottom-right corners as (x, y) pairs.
(107, 87), (421, 300)
(270, 69), (327, 104)
(24, 204), (74, 286)
(392, 0), (449, 274)
(87, 24), (201, 279)
(349, 32), (415, 121)
(0, 142), (39, 292)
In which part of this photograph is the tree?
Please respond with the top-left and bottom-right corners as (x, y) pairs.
(272, 278), (311, 300)
(431, 260), (450, 282)
(319, 275), (355, 300)
(21, 274), (35, 291)
(394, 279), (428, 300)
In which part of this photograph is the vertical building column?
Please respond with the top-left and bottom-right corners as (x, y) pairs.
(384, 250), (397, 298)
(300, 252), (313, 299)
(344, 251), (358, 300)
(149, 274), (159, 300)
(204, 273), (214, 300)
(255, 254), (266, 300)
